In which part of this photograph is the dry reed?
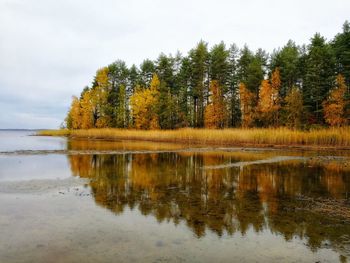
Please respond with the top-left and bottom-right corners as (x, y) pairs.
(37, 127), (350, 148)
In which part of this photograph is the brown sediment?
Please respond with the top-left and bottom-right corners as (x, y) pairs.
(297, 196), (350, 222)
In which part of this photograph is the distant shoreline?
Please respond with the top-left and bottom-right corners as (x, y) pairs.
(0, 129), (43, 131)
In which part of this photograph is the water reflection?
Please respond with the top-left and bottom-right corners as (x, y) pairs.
(68, 149), (350, 256)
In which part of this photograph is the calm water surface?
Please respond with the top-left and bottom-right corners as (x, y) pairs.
(0, 130), (350, 262)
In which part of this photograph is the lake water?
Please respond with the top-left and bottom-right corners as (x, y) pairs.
(1, 130), (350, 262)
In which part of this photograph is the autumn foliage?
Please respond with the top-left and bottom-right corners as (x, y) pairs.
(64, 22), (350, 130)
(323, 74), (349, 126)
(256, 68), (281, 127)
(204, 80), (225, 128)
(130, 74), (160, 130)
(239, 83), (255, 128)
(284, 87), (304, 129)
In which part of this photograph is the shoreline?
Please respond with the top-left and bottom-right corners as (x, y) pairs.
(70, 136), (350, 151)
(37, 128), (350, 151)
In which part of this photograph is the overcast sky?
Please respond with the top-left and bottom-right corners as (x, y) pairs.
(0, 0), (349, 129)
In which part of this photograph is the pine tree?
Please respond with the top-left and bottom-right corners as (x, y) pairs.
(269, 40), (300, 97)
(189, 40), (209, 128)
(116, 84), (127, 128)
(332, 21), (350, 87)
(176, 56), (192, 127)
(303, 33), (335, 124)
(209, 41), (230, 88)
(140, 59), (155, 87)
(227, 44), (240, 127)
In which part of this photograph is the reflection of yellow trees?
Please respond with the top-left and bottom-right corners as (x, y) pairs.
(68, 151), (350, 252)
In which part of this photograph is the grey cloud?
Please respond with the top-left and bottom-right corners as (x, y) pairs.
(0, 0), (349, 128)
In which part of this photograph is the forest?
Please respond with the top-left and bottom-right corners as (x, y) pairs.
(65, 21), (350, 130)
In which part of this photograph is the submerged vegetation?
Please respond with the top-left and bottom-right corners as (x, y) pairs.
(38, 127), (350, 147)
(63, 21), (350, 131)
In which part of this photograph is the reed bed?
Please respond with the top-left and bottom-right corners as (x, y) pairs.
(37, 129), (71, 136)
(37, 127), (350, 148)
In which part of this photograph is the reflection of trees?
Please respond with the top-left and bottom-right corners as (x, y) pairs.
(68, 151), (350, 254)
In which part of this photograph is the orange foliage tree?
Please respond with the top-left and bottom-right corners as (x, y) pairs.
(270, 68), (281, 126)
(323, 74), (348, 126)
(256, 79), (272, 125)
(130, 74), (160, 129)
(239, 82), (255, 128)
(204, 80), (225, 128)
(256, 68), (281, 127)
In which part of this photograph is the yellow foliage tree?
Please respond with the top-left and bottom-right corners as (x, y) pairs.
(323, 74), (348, 126)
(130, 74), (160, 129)
(270, 68), (281, 126)
(80, 91), (94, 129)
(239, 82), (255, 128)
(204, 80), (225, 128)
(67, 96), (82, 129)
(284, 86), (303, 129)
(93, 67), (110, 127)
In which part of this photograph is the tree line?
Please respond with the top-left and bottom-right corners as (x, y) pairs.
(65, 21), (350, 130)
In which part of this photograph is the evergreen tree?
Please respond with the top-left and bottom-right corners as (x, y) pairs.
(177, 56), (192, 127)
(209, 41), (230, 88)
(270, 40), (300, 97)
(237, 45), (254, 85)
(188, 40), (209, 127)
(140, 59), (155, 87)
(128, 64), (140, 96)
(227, 44), (240, 127)
(332, 21), (350, 88)
(303, 33), (335, 124)
(106, 61), (129, 127)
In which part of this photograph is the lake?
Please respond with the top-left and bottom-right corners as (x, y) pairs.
(0, 130), (350, 262)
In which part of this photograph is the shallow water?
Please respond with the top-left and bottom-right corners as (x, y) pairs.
(1, 130), (350, 262)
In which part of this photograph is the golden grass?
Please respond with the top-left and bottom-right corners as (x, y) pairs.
(37, 127), (350, 148)
(37, 129), (71, 136)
